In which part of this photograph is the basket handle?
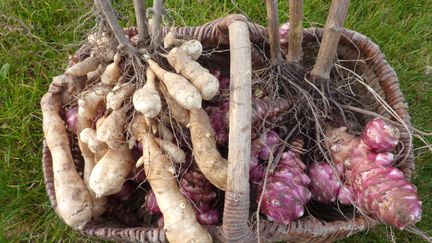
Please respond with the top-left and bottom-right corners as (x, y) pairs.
(221, 20), (254, 241)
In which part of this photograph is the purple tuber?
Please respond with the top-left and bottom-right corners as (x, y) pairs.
(279, 23), (290, 44)
(258, 151), (311, 225)
(308, 162), (342, 203)
(362, 118), (400, 152)
(196, 208), (220, 225)
(145, 190), (161, 215)
(327, 118), (422, 229)
(65, 106), (78, 134)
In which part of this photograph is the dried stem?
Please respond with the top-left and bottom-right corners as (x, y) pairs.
(311, 0), (350, 81)
(133, 0), (149, 47)
(265, 0), (282, 65)
(221, 20), (254, 241)
(96, 0), (138, 56)
(286, 0), (303, 64)
(150, 0), (163, 50)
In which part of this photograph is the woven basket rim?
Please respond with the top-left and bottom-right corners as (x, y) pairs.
(42, 15), (414, 242)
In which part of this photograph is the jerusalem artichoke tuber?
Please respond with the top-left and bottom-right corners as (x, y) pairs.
(148, 59), (202, 110)
(41, 92), (92, 229)
(133, 68), (161, 118)
(130, 115), (212, 243)
(167, 47), (219, 100)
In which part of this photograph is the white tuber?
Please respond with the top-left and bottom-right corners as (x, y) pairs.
(133, 68), (162, 118)
(107, 82), (136, 110)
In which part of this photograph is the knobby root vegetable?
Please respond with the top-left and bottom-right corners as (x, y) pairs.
(96, 106), (128, 150)
(179, 40), (203, 61)
(327, 118), (421, 229)
(89, 145), (134, 197)
(79, 128), (108, 161)
(79, 128), (109, 216)
(206, 98), (292, 143)
(65, 106), (78, 134)
(148, 59), (202, 110)
(160, 85), (190, 126)
(133, 68), (161, 118)
(52, 74), (85, 105)
(326, 126), (360, 164)
(77, 86), (110, 134)
(167, 47), (219, 100)
(351, 147), (421, 229)
(130, 115), (212, 243)
(77, 88), (108, 180)
(101, 53), (122, 86)
(252, 131), (282, 161)
(157, 123), (174, 142)
(163, 31), (180, 49)
(145, 190), (161, 215)
(155, 138), (186, 164)
(252, 97), (292, 126)
(206, 101), (229, 144)
(163, 32), (203, 60)
(107, 82), (136, 110)
(361, 118), (400, 152)
(67, 44), (90, 67)
(145, 168), (221, 225)
(86, 64), (106, 83)
(249, 154), (265, 185)
(189, 108), (228, 191)
(338, 184), (354, 205)
(258, 151), (311, 225)
(77, 86), (110, 217)
(180, 168), (220, 225)
(65, 56), (100, 77)
(41, 92), (92, 229)
(210, 69), (230, 92)
(279, 22), (290, 44)
(196, 208), (220, 226)
(308, 162), (342, 203)
(249, 131), (282, 184)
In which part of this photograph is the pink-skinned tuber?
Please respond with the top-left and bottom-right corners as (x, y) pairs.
(308, 162), (342, 203)
(145, 190), (161, 215)
(196, 208), (220, 225)
(206, 101), (230, 144)
(326, 118), (421, 229)
(206, 98), (292, 145)
(279, 23), (290, 44)
(252, 131), (282, 161)
(144, 168), (221, 225)
(249, 131), (282, 184)
(361, 118), (400, 152)
(180, 168), (220, 225)
(64, 106), (78, 134)
(258, 151), (311, 225)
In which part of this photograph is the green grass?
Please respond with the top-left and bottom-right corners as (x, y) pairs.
(0, 0), (431, 242)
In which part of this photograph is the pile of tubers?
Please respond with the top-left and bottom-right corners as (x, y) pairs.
(41, 6), (423, 242)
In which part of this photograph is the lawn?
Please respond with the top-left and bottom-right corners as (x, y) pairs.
(0, 0), (431, 242)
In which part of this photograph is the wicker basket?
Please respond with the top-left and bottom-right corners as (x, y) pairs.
(42, 15), (414, 242)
